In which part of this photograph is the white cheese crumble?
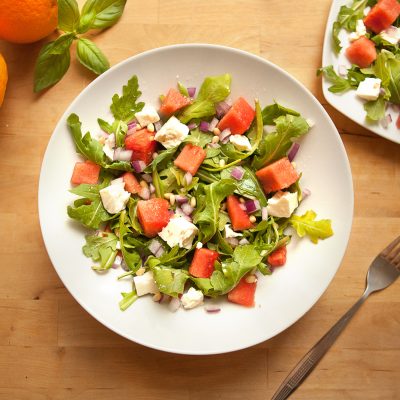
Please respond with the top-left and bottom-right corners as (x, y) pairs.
(133, 271), (159, 297)
(135, 105), (160, 127)
(99, 179), (130, 214)
(267, 191), (298, 218)
(154, 116), (189, 149)
(349, 19), (367, 42)
(158, 216), (198, 249)
(103, 133), (115, 161)
(356, 78), (381, 101)
(224, 224), (243, 238)
(380, 26), (400, 45)
(229, 134), (252, 151)
(181, 288), (204, 309)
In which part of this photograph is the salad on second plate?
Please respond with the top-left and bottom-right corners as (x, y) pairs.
(67, 73), (333, 313)
(319, 0), (400, 128)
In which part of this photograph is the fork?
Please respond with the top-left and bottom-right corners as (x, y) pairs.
(271, 235), (400, 400)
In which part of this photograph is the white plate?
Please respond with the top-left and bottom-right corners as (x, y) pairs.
(39, 44), (353, 355)
(322, 0), (400, 144)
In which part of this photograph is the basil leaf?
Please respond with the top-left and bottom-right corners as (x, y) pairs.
(76, 38), (110, 75)
(179, 74), (231, 123)
(364, 96), (386, 122)
(34, 33), (74, 92)
(110, 75), (145, 122)
(58, 0), (80, 32)
(289, 210), (333, 244)
(193, 179), (236, 242)
(262, 102), (300, 125)
(83, 232), (118, 270)
(317, 65), (353, 93)
(252, 115), (309, 169)
(80, 0), (127, 30)
(119, 290), (138, 311)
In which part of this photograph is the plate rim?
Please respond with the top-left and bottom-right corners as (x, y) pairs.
(321, 0), (400, 144)
(38, 43), (354, 355)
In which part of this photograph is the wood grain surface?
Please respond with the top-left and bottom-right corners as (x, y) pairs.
(0, 1), (399, 399)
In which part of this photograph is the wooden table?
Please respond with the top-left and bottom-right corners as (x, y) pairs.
(0, 1), (399, 399)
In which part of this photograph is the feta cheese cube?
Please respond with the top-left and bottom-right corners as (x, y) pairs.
(134, 105), (160, 127)
(224, 224), (243, 238)
(380, 26), (400, 45)
(99, 180), (130, 214)
(267, 191), (298, 218)
(158, 216), (198, 249)
(349, 19), (367, 42)
(154, 116), (189, 149)
(133, 271), (158, 296)
(356, 78), (381, 101)
(103, 133), (115, 160)
(229, 134), (252, 151)
(181, 287), (204, 309)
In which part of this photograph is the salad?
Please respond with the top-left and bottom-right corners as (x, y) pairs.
(319, 0), (400, 128)
(67, 73), (333, 312)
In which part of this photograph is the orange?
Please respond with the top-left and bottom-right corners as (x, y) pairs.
(0, 53), (7, 107)
(0, 0), (58, 44)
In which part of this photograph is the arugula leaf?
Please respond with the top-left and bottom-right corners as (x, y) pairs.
(193, 179), (236, 242)
(179, 74), (231, 123)
(110, 75), (144, 122)
(119, 290), (138, 311)
(317, 66), (353, 93)
(34, 33), (74, 92)
(289, 210), (333, 243)
(364, 96), (386, 122)
(79, 0), (127, 31)
(178, 82), (189, 97)
(76, 38), (110, 75)
(119, 211), (142, 271)
(386, 57), (400, 104)
(221, 166), (267, 206)
(145, 146), (179, 172)
(262, 102), (300, 125)
(151, 265), (189, 297)
(184, 129), (213, 148)
(252, 115), (309, 169)
(127, 197), (143, 235)
(83, 232), (118, 270)
(58, 0), (80, 32)
(332, 0), (368, 54)
(113, 120), (128, 147)
(98, 118), (114, 133)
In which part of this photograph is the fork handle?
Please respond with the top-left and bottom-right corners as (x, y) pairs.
(271, 291), (370, 400)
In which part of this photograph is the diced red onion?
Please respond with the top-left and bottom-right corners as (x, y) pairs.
(239, 203), (246, 211)
(128, 121), (137, 130)
(390, 103), (400, 112)
(139, 187), (150, 200)
(187, 87), (196, 97)
(244, 199), (260, 214)
(187, 122), (197, 130)
(302, 188), (311, 199)
(168, 297), (181, 312)
(142, 173), (153, 183)
(148, 239), (162, 255)
(226, 237), (239, 247)
(155, 247), (165, 258)
(160, 294), (171, 304)
(208, 143), (220, 148)
(338, 65), (347, 77)
(199, 121), (209, 132)
(168, 209), (175, 216)
(149, 183), (155, 194)
(219, 128), (231, 143)
(113, 147), (133, 162)
(131, 160), (146, 173)
(181, 203), (194, 215)
(184, 172), (193, 186)
(208, 117), (219, 132)
(121, 258), (129, 271)
(112, 254), (122, 269)
(216, 101), (231, 118)
(154, 121), (163, 131)
(287, 142), (300, 162)
(152, 152), (159, 160)
(380, 114), (392, 129)
(261, 207), (268, 221)
(204, 304), (221, 313)
(381, 88), (388, 98)
(231, 166), (245, 181)
(239, 238), (250, 246)
(175, 195), (188, 204)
